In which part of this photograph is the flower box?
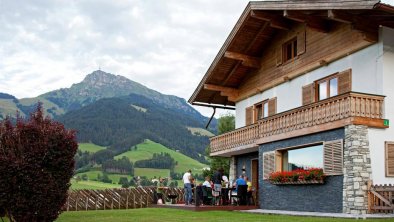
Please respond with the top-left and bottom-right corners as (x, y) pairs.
(268, 168), (325, 185)
(270, 179), (324, 185)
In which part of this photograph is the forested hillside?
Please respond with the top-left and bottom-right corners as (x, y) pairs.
(58, 94), (210, 162)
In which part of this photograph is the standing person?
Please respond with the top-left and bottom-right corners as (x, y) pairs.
(221, 174), (230, 205)
(156, 177), (165, 204)
(182, 169), (192, 205)
(212, 168), (224, 205)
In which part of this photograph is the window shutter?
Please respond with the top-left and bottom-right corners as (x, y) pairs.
(302, 83), (315, 106)
(338, 69), (352, 94)
(263, 151), (276, 179)
(268, 97), (277, 116)
(386, 142), (394, 177)
(245, 106), (253, 126)
(276, 45), (282, 66)
(323, 140), (343, 175)
(297, 29), (306, 55)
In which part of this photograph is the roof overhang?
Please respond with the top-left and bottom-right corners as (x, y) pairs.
(188, 0), (394, 109)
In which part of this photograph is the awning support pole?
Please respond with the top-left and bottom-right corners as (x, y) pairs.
(205, 107), (216, 129)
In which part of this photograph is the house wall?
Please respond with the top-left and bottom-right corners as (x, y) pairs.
(368, 26), (394, 185)
(235, 42), (382, 128)
(233, 152), (258, 183)
(259, 128), (344, 213)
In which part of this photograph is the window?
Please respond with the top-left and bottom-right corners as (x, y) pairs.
(317, 75), (338, 101)
(276, 30), (305, 66)
(254, 100), (268, 122)
(253, 97), (277, 123)
(302, 69), (352, 106)
(281, 144), (323, 171)
(283, 38), (297, 63)
(262, 140), (343, 179)
(386, 141), (394, 177)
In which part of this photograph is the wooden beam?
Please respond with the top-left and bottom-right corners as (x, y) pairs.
(250, 10), (290, 30)
(204, 84), (239, 102)
(284, 10), (330, 33)
(327, 10), (353, 23)
(204, 84), (237, 93)
(224, 51), (261, 68)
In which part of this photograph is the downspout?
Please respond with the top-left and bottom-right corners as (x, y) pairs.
(205, 107), (216, 129)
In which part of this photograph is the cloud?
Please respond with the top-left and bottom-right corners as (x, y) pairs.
(3, 0), (391, 117)
(0, 0), (250, 116)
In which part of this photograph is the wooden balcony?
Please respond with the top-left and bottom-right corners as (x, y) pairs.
(210, 92), (387, 156)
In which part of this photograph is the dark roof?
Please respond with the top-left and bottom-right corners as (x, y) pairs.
(188, 0), (394, 108)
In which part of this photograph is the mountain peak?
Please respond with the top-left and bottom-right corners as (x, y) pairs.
(82, 70), (129, 86)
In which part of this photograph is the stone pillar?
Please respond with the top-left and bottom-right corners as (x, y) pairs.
(343, 125), (372, 214)
(229, 156), (237, 183)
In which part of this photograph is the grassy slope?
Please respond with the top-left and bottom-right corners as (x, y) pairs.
(56, 208), (393, 222)
(0, 99), (19, 118)
(76, 170), (131, 183)
(70, 179), (121, 190)
(187, 127), (215, 137)
(115, 139), (207, 173)
(19, 97), (65, 116)
(134, 168), (170, 178)
(78, 143), (106, 153)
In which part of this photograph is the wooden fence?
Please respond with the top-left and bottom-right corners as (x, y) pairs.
(368, 181), (394, 213)
(63, 187), (184, 211)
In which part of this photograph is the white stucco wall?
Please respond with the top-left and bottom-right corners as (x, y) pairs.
(368, 26), (394, 184)
(235, 42), (382, 128)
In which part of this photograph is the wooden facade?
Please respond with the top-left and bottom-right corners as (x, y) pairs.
(189, 1), (394, 108)
(210, 92), (386, 156)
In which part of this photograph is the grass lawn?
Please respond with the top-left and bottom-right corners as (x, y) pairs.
(115, 139), (207, 173)
(134, 168), (170, 178)
(56, 208), (393, 222)
(70, 179), (121, 190)
(78, 143), (106, 153)
(75, 170), (132, 183)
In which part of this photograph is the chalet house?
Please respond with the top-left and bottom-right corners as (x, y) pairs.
(189, 0), (394, 214)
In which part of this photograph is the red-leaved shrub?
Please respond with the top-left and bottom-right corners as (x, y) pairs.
(0, 104), (78, 222)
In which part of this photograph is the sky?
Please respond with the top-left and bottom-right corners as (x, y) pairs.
(1, 0), (393, 117)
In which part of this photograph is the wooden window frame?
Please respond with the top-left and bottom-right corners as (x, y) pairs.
(253, 97), (277, 123)
(315, 72), (340, 101)
(282, 37), (297, 63)
(271, 140), (343, 176)
(276, 142), (324, 172)
(253, 100), (268, 123)
(386, 141), (394, 177)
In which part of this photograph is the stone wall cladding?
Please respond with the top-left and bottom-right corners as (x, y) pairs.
(234, 152), (259, 180)
(229, 156), (237, 182)
(259, 128), (345, 213)
(343, 125), (372, 214)
(261, 176), (344, 212)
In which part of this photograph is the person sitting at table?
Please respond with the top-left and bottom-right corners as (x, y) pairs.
(243, 176), (253, 205)
(202, 176), (212, 188)
(232, 175), (246, 194)
(230, 175), (247, 205)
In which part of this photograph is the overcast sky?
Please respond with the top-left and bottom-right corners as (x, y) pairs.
(1, 0), (393, 117)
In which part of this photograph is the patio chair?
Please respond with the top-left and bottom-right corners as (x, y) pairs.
(202, 186), (213, 205)
(230, 185), (248, 205)
(212, 187), (222, 206)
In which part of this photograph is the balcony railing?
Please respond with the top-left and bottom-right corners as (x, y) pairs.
(210, 92), (385, 154)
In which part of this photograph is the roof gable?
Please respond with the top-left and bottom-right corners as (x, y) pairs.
(189, 0), (394, 108)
